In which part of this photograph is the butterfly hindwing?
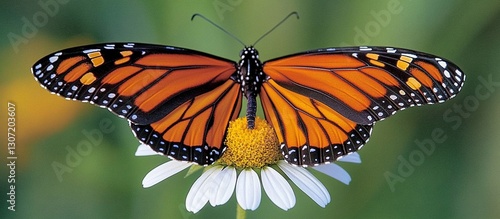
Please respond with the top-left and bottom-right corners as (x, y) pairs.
(262, 46), (465, 166)
(131, 80), (242, 164)
(260, 79), (373, 165)
(32, 43), (240, 165)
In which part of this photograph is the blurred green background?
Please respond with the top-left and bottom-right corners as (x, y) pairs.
(1, 0), (499, 218)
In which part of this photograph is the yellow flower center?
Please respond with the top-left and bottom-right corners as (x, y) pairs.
(219, 117), (281, 168)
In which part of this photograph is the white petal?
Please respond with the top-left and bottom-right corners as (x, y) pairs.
(236, 169), (261, 211)
(210, 166), (237, 206)
(261, 166), (296, 210)
(135, 144), (160, 156)
(312, 163), (351, 185)
(338, 152), (361, 163)
(142, 161), (192, 188)
(185, 166), (222, 213)
(277, 161), (330, 207)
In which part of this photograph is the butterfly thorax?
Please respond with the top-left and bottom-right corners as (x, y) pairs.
(237, 46), (265, 129)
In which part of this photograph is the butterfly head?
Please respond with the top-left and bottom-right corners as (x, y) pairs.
(239, 46), (259, 59)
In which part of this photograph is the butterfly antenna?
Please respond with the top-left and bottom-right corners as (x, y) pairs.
(253, 12), (299, 46)
(191, 14), (246, 46)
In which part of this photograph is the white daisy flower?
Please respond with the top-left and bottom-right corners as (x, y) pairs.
(136, 117), (361, 213)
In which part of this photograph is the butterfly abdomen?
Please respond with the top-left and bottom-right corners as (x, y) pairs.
(237, 47), (265, 129)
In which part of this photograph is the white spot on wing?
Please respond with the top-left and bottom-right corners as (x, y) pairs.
(444, 70), (451, 78)
(402, 53), (417, 58)
(386, 47), (397, 53)
(83, 49), (100, 54)
(49, 56), (59, 63)
(438, 60), (447, 68)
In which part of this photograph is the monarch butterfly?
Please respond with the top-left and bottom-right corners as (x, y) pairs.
(32, 15), (465, 166)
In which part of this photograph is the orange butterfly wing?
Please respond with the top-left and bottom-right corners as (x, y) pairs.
(262, 46), (465, 166)
(32, 43), (241, 165)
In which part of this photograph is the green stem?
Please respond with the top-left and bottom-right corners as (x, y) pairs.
(236, 203), (246, 219)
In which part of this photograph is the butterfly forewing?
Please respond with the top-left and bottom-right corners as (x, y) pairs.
(262, 46), (465, 166)
(32, 43), (240, 165)
(32, 43), (237, 124)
